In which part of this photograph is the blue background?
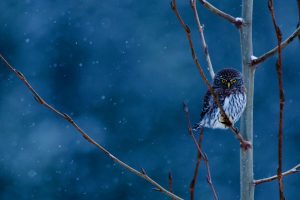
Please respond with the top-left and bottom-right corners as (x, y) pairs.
(0, 0), (299, 199)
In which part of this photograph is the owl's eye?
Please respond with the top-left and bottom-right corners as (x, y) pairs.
(221, 79), (226, 84)
(231, 79), (237, 83)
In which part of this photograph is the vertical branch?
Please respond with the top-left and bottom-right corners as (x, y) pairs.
(190, 0), (215, 79)
(268, 1), (285, 199)
(239, 0), (255, 199)
(189, 129), (204, 200)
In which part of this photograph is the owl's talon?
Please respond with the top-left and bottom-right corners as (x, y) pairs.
(223, 120), (232, 127)
(240, 140), (252, 150)
(220, 114), (232, 127)
(192, 123), (202, 131)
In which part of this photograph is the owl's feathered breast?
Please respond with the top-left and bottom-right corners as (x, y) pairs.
(199, 87), (246, 129)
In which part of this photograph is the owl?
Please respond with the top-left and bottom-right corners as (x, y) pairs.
(193, 68), (246, 130)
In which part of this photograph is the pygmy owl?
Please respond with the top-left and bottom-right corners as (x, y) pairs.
(193, 68), (246, 130)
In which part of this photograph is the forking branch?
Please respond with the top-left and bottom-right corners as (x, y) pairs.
(254, 164), (300, 185)
(171, 0), (251, 150)
(251, 26), (300, 66)
(198, 0), (243, 28)
(0, 54), (183, 200)
(172, 0), (300, 199)
(189, 127), (204, 200)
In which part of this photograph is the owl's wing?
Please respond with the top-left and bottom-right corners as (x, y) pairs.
(200, 89), (225, 120)
(200, 90), (212, 120)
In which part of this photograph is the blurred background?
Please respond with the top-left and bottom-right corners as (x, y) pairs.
(0, 0), (299, 199)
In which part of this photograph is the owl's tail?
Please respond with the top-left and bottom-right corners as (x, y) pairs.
(192, 122), (203, 132)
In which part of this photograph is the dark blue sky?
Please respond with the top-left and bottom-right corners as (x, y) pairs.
(0, 0), (299, 199)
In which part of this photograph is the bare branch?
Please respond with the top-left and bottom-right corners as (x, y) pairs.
(198, 0), (243, 28)
(171, 0), (251, 150)
(203, 153), (218, 200)
(254, 164), (300, 185)
(190, 0), (215, 79)
(298, 0), (300, 20)
(268, 0), (285, 199)
(252, 26), (300, 66)
(183, 103), (219, 200)
(0, 54), (183, 200)
(189, 128), (204, 200)
(297, 0), (300, 40)
(168, 172), (175, 200)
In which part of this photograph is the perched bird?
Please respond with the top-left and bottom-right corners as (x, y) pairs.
(193, 68), (246, 130)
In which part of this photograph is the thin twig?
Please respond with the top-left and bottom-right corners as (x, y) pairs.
(268, 1), (285, 199)
(190, 0), (215, 79)
(252, 26), (300, 66)
(198, 0), (243, 28)
(203, 153), (218, 200)
(254, 164), (300, 185)
(0, 54), (183, 200)
(189, 128), (204, 200)
(171, 0), (251, 150)
(183, 103), (206, 158)
(168, 172), (175, 200)
(183, 103), (219, 200)
(297, 0), (300, 40)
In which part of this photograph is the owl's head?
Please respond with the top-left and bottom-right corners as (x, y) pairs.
(213, 68), (244, 89)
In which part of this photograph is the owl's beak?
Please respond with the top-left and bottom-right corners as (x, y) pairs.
(227, 82), (231, 88)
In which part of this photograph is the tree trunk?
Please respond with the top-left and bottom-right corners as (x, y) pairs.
(239, 0), (255, 200)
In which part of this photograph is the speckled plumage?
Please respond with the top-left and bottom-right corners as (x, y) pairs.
(193, 68), (246, 130)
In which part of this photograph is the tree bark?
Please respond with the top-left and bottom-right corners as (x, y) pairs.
(239, 0), (255, 200)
